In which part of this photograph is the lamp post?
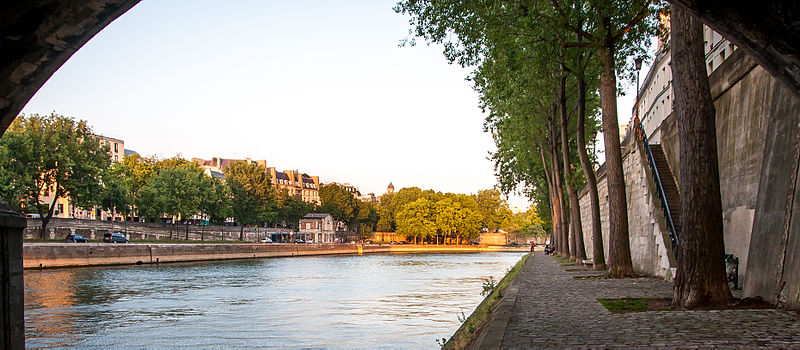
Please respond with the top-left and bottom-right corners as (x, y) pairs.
(634, 58), (644, 139)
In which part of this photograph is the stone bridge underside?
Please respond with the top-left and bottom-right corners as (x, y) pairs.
(0, 1), (798, 134)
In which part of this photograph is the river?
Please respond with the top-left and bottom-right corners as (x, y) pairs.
(24, 252), (527, 349)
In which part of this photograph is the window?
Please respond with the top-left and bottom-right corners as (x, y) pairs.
(114, 143), (118, 152)
(114, 155), (118, 162)
(720, 50), (726, 61)
(708, 61), (714, 72)
(57, 204), (63, 214)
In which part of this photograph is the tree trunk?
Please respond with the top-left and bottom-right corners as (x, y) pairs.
(240, 226), (244, 241)
(39, 186), (61, 239)
(598, 33), (634, 277)
(540, 146), (561, 255)
(550, 126), (569, 257)
(559, 66), (588, 261)
(576, 67), (606, 270)
(671, 6), (733, 308)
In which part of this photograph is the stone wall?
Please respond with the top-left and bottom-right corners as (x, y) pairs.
(578, 139), (675, 280)
(23, 243), (529, 268)
(657, 50), (772, 286)
(24, 217), (294, 242)
(578, 48), (800, 307)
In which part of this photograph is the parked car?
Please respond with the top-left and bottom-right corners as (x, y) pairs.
(306, 239), (314, 244)
(103, 232), (128, 243)
(65, 234), (88, 243)
(260, 237), (273, 243)
(294, 239), (305, 244)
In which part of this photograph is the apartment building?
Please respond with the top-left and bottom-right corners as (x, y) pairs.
(632, 18), (737, 143)
(269, 168), (321, 205)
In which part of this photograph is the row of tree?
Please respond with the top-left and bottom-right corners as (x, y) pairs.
(0, 113), (540, 244)
(0, 113), (315, 238)
(397, 1), (733, 308)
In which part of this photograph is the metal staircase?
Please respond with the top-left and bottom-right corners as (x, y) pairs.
(637, 123), (681, 253)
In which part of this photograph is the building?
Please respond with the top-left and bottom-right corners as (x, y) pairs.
(358, 192), (378, 203)
(631, 18), (737, 143)
(387, 182), (395, 194)
(298, 213), (336, 243)
(192, 157), (268, 175)
(41, 134), (125, 220)
(191, 157), (321, 205)
(269, 168), (320, 204)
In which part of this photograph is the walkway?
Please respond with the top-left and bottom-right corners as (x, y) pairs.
(472, 252), (800, 349)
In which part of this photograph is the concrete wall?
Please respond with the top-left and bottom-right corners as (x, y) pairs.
(22, 243), (529, 269)
(23, 217), (293, 242)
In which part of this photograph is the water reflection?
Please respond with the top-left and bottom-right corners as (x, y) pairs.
(25, 252), (525, 349)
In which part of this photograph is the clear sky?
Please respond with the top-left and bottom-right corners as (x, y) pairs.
(21, 0), (640, 211)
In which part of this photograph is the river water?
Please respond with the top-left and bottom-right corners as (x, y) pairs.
(24, 252), (527, 349)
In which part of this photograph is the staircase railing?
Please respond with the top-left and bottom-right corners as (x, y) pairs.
(634, 121), (679, 253)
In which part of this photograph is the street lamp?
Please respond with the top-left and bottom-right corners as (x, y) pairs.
(634, 57), (644, 140)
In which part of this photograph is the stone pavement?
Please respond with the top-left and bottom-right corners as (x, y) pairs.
(472, 252), (800, 349)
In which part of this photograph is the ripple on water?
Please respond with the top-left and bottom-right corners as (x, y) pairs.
(24, 252), (527, 348)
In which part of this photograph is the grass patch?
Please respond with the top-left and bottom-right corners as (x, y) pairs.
(442, 253), (530, 350)
(598, 298), (653, 313)
(574, 275), (604, 280)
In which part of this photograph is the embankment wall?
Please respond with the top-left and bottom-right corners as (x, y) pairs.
(23, 243), (528, 269)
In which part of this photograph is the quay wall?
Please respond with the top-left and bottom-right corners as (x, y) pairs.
(23, 243), (529, 269)
(23, 217), (293, 242)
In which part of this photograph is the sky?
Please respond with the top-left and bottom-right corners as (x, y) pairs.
(21, 0), (642, 211)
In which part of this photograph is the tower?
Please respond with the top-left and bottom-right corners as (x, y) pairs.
(387, 182), (395, 194)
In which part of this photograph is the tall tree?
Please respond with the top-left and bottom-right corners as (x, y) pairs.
(0, 113), (109, 237)
(225, 161), (278, 239)
(319, 183), (359, 229)
(670, 6), (733, 308)
(396, 197), (437, 244)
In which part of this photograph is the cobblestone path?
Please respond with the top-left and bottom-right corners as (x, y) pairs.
(479, 252), (800, 349)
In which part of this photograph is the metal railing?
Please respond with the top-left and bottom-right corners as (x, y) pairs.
(634, 121), (679, 253)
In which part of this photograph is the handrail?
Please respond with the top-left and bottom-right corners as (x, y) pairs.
(634, 121), (679, 254)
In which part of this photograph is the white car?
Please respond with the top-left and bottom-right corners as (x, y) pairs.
(260, 237), (273, 243)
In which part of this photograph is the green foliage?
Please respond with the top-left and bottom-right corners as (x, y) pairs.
(277, 189), (314, 229)
(0, 113), (109, 234)
(136, 164), (206, 222)
(502, 206), (547, 242)
(319, 183), (358, 227)
(396, 197), (437, 242)
(199, 175), (232, 225)
(474, 189), (511, 232)
(225, 161), (278, 227)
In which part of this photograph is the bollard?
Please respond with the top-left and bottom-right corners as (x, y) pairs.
(0, 201), (25, 349)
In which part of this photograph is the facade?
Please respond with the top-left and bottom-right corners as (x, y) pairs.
(631, 21), (737, 143)
(358, 192), (378, 203)
(192, 158), (321, 204)
(269, 168), (320, 204)
(298, 213), (336, 243)
(40, 134), (125, 221)
(192, 157), (268, 175)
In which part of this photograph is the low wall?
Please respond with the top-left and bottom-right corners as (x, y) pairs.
(23, 243), (529, 268)
(23, 217), (293, 242)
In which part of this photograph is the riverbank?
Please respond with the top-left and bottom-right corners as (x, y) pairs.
(465, 253), (800, 348)
(23, 242), (530, 268)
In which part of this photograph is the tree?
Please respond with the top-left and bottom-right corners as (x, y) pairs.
(0, 113), (109, 237)
(319, 183), (358, 229)
(225, 161), (278, 239)
(356, 200), (379, 237)
(396, 197), (437, 244)
(474, 189), (511, 232)
(277, 190), (313, 229)
(670, 6), (733, 308)
(99, 169), (132, 220)
(396, 0), (659, 276)
(199, 174), (232, 225)
(136, 164), (205, 231)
